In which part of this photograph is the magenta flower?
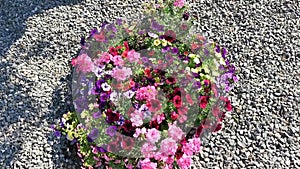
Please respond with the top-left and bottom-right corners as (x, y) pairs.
(173, 0), (185, 8)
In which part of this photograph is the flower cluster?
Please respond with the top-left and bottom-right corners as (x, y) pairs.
(52, 0), (238, 168)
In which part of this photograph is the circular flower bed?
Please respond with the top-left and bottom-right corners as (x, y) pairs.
(52, 0), (238, 168)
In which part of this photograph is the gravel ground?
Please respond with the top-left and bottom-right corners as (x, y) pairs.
(0, 0), (299, 168)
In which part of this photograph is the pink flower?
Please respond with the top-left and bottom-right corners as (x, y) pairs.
(127, 50), (140, 63)
(146, 99), (162, 113)
(168, 124), (184, 141)
(140, 158), (157, 169)
(135, 86), (157, 101)
(74, 54), (94, 73)
(178, 114), (187, 123)
(110, 55), (124, 66)
(99, 52), (112, 63)
(188, 138), (201, 153)
(177, 154), (192, 169)
(146, 128), (161, 144)
(111, 67), (132, 81)
(152, 113), (165, 124)
(173, 0), (185, 8)
(163, 164), (173, 169)
(130, 110), (144, 127)
(182, 144), (193, 156)
(159, 138), (178, 155)
(141, 142), (157, 158)
(133, 127), (146, 138)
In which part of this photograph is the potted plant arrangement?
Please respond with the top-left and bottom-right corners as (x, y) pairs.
(52, 0), (238, 168)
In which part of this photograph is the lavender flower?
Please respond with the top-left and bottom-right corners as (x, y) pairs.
(93, 111), (102, 119)
(151, 19), (164, 32)
(106, 126), (117, 137)
(87, 128), (99, 142)
(54, 130), (61, 138)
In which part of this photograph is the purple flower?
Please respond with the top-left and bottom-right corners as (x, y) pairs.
(80, 37), (85, 46)
(116, 18), (123, 25)
(87, 128), (99, 142)
(221, 47), (227, 58)
(172, 47), (179, 54)
(106, 126), (117, 137)
(204, 49), (210, 56)
(151, 19), (164, 32)
(162, 46), (170, 53)
(96, 79), (105, 88)
(97, 146), (107, 153)
(107, 24), (117, 32)
(215, 45), (221, 53)
(183, 12), (190, 20)
(93, 111), (102, 119)
(116, 116), (125, 125)
(50, 124), (55, 130)
(100, 93), (109, 102)
(138, 30), (145, 35)
(54, 130), (61, 138)
(193, 81), (201, 88)
(88, 28), (98, 39)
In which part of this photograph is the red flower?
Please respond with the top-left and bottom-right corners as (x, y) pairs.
(144, 68), (151, 78)
(164, 30), (176, 42)
(122, 50), (128, 58)
(106, 112), (120, 123)
(173, 87), (181, 96)
(109, 47), (118, 56)
(173, 95), (182, 108)
(124, 41), (129, 51)
(146, 99), (162, 113)
(150, 120), (159, 129)
(171, 112), (178, 120)
(191, 43), (200, 51)
(199, 96), (208, 109)
(212, 123), (222, 132)
(166, 77), (177, 85)
(148, 50), (155, 56)
(225, 100), (232, 111)
(121, 120), (134, 135)
(129, 79), (135, 87)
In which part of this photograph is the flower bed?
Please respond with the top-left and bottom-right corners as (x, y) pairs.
(52, 0), (238, 168)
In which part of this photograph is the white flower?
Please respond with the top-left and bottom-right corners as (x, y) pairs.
(101, 82), (111, 91)
(105, 70), (112, 75)
(193, 57), (200, 64)
(110, 91), (121, 103)
(148, 32), (158, 38)
(123, 90), (135, 99)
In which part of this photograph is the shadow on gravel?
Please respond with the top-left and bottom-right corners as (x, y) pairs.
(44, 72), (82, 169)
(0, 0), (83, 56)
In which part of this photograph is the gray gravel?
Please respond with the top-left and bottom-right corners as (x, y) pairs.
(0, 0), (299, 168)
